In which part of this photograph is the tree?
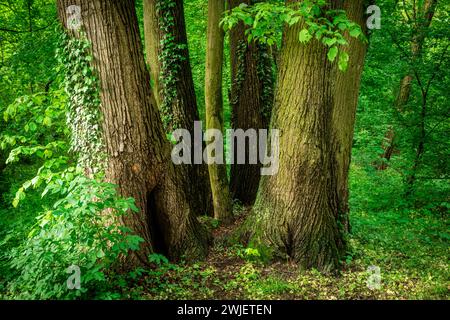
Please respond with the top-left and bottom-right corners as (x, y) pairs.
(143, 0), (212, 216)
(56, 0), (208, 266)
(243, 0), (366, 271)
(205, 0), (233, 222)
(228, 0), (274, 206)
(378, 0), (438, 170)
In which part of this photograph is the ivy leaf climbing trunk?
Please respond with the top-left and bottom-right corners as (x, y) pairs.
(228, 0), (274, 206)
(243, 0), (366, 272)
(205, 0), (233, 222)
(143, 0), (213, 216)
(57, 0), (208, 267)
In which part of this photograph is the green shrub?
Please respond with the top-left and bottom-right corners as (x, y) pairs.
(6, 173), (143, 300)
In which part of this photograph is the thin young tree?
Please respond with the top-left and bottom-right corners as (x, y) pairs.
(378, 0), (438, 169)
(205, 0), (233, 222)
(143, 0), (161, 107)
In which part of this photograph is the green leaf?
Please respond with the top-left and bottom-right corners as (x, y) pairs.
(13, 187), (25, 208)
(323, 37), (337, 47)
(43, 117), (52, 127)
(44, 149), (53, 159)
(28, 122), (37, 132)
(350, 27), (361, 38)
(338, 51), (349, 71)
(299, 29), (312, 43)
(23, 180), (32, 190)
(327, 46), (338, 62)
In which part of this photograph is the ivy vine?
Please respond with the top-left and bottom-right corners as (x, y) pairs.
(231, 40), (248, 107)
(231, 39), (274, 122)
(256, 42), (275, 121)
(57, 31), (106, 173)
(156, 0), (186, 131)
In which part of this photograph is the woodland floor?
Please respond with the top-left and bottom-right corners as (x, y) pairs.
(124, 207), (449, 300)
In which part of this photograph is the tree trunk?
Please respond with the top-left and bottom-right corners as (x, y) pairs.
(205, 0), (233, 222)
(228, 0), (274, 206)
(405, 95), (427, 197)
(244, 0), (365, 272)
(331, 0), (368, 232)
(378, 0), (438, 169)
(143, 0), (213, 216)
(143, 0), (161, 107)
(57, 0), (208, 266)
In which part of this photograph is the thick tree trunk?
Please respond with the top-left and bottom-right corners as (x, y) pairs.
(143, 0), (213, 216)
(244, 0), (365, 272)
(229, 0), (274, 206)
(205, 0), (233, 222)
(57, 0), (208, 266)
(378, 0), (438, 169)
(332, 1), (367, 232)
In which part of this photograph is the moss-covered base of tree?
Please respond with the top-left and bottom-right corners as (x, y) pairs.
(232, 201), (346, 273)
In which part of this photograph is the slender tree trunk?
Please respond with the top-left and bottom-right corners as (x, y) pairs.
(143, 0), (161, 107)
(205, 0), (233, 222)
(378, 0), (438, 169)
(228, 0), (274, 206)
(243, 0), (365, 272)
(332, 1), (367, 232)
(143, 0), (213, 216)
(405, 95), (427, 197)
(57, 0), (208, 266)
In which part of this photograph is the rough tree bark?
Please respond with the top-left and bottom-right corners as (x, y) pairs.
(229, 0), (274, 206)
(243, 0), (366, 272)
(57, 0), (208, 266)
(332, 1), (368, 232)
(143, 0), (213, 216)
(205, 0), (233, 222)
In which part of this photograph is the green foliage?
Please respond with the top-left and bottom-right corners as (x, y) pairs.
(1, 90), (68, 162)
(222, 0), (366, 71)
(0, 22), (143, 301)
(7, 174), (143, 300)
(57, 31), (106, 172)
(148, 253), (169, 266)
(0, 0), (59, 107)
(0, 81), (144, 300)
(353, 0), (449, 205)
(1, 89), (70, 209)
